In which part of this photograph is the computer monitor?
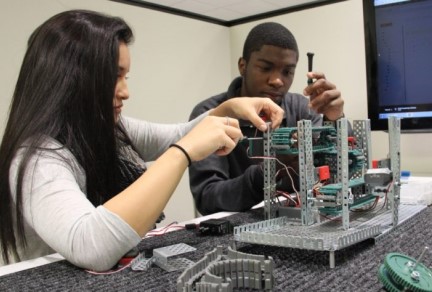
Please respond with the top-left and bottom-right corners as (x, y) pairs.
(363, 0), (432, 132)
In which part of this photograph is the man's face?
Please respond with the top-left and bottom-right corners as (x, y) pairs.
(239, 45), (297, 105)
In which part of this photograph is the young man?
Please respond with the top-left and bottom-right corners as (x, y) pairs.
(188, 22), (345, 215)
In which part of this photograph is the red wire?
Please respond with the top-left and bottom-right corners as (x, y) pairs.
(144, 221), (185, 238)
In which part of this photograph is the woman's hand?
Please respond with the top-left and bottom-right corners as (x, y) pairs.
(175, 116), (242, 162)
(209, 97), (284, 131)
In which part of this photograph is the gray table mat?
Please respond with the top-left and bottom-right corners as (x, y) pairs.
(1, 207), (431, 292)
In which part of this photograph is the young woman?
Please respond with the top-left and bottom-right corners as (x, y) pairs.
(0, 10), (284, 271)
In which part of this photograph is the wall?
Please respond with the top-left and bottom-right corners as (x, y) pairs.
(0, 0), (231, 224)
(229, 0), (432, 176)
(0, 0), (431, 228)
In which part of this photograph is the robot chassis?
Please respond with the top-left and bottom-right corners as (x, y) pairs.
(233, 117), (424, 268)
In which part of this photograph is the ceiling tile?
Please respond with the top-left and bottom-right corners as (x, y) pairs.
(263, 0), (322, 8)
(195, 0), (245, 8)
(227, 0), (280, 16)
(118, 0), (340, 23)
(201, 8), (245, 21)
(170, 0), (214, 14)
(137, 0), (184, 6)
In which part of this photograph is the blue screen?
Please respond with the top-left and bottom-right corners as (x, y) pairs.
(374, 0), (432, 120)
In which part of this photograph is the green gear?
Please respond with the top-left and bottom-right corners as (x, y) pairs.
(381, 253), (432, 292)
(378, 264), (405, 292)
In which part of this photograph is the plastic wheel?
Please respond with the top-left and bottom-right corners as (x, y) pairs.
(378, 264), (405, 292)
(381, 253), (432, 292)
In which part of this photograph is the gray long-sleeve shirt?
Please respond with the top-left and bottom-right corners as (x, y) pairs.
(6, 114), (205, 271)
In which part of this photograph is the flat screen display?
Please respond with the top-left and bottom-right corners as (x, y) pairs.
(363, 0), (432, 131)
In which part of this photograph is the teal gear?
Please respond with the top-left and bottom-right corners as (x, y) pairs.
(378, 252), (432, 292)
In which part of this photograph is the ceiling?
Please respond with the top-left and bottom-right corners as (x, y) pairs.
(111, 0), (346, 26)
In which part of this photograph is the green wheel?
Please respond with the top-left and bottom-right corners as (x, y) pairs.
(378, 264), (405, 292)
(381, 253), (432, 292)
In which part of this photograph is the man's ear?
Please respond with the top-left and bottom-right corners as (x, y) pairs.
(238, 57), (246, 76)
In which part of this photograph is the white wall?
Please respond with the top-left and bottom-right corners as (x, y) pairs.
(0, 0), (231, 224)
(1, 0), (431, 226)
(230, 0), (432, 176)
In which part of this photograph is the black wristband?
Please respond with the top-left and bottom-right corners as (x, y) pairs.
(169, 144), (192, 167)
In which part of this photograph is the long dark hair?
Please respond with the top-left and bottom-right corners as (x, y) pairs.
(0, 10), (134, 264)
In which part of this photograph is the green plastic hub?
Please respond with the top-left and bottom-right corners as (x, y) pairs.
(379, 252), (432, 292)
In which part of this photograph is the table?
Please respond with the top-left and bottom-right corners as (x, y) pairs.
(0, 209), (238, 277)
(0, 204), (431, 291)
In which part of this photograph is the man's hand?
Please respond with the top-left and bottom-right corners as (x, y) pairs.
(303, 72), (344, 121)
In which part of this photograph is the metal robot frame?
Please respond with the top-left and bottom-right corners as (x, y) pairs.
(234, 117), (425, 267)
